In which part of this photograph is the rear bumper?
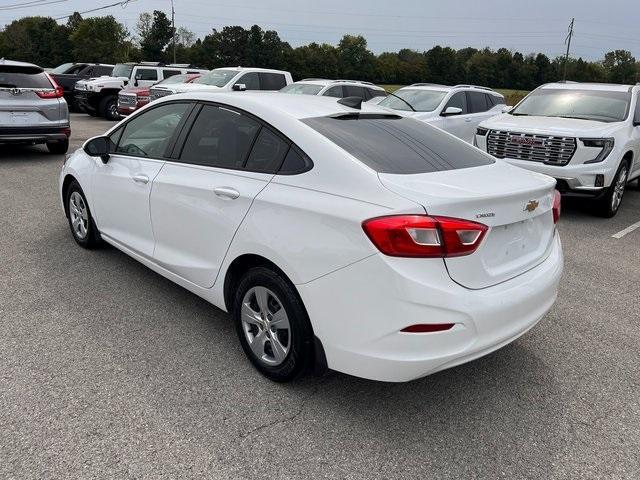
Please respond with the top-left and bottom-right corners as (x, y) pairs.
(299, 232), (563, 382)
(0, 125), (70, 144)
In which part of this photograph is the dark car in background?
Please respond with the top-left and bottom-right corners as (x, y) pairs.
(49, 62), (113, 111)
(0, 59), (70, 154)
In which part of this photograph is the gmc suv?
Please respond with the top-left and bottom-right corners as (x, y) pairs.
(476, 82), (640, 217)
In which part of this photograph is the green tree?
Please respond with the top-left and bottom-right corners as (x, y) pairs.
(288, 42), (338, 80)
(66, 12), (83, 33)
(337, 35), (376, 81)
(70, 16), (129, 63)
(0, 16), (70, 66)
(137, 10), (174, 61)
(603, 50), (637, 84)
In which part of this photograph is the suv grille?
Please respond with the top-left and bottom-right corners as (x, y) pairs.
(487, 130), (577, 166)
(118, 93), (137, 107)
(149, 88), (172, 101)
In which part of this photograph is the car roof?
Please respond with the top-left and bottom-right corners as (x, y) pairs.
(212, 66), (290, 74)
(541, 82), (635, 92)
(294, 79), (384, 90)
(167, 91), (391, 119)
(0, 58), (42, 70)
(398, 83), (503, 96)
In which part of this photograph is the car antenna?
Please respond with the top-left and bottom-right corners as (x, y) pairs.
(385, 91), (416, 112)
(338, 96), (363, 109)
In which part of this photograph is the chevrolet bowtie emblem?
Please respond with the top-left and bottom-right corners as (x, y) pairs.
(524, 200), (539, 213)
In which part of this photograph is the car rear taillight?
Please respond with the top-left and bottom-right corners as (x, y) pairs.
(37, 73), (64, 99)
(362, 215), (488, 258)
(401, 323), (455, 333)
(552, 190), (561, 224)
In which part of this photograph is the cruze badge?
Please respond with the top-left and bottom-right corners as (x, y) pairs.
(476, 212), (495, 219)
(524, 200), (539, 213)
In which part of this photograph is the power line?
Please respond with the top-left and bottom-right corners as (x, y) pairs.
(0, 0), (67, 10)
(53, 0), (136, 20)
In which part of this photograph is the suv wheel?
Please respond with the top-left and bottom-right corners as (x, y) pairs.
(99, 95), (119, 121)
(596, 161), (629, 218)
(233, 267), (313, 382)
(47, 139), (69, 154)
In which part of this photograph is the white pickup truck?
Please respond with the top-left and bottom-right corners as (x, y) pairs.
(475, 82), (640, 217)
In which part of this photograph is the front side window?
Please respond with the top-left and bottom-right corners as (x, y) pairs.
(302, 114), (493, 174)
(194, 69), (238, 87)
(444, 92), (468, 114)
(179, 105), (261, 169)
(260, 73), (286, 90)
(379, 89), (447, 112)
(467, 91), (489, 113)
(115, 102), (190, 158)
(280, 83), (324, 95)
(323, 86), (344, 98)
(135, 68), (158, 81)
(511, 88), (631, 122)
(237, 72), (260, 90)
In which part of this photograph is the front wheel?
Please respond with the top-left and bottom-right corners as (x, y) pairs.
(595, 162), (629, 218)
(233, 267), (313, 382)
(99, 95), (119, 121)
(65, 180), (101, 248)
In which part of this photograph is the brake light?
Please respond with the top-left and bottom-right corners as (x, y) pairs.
(552, 190), (561, 224)
(401, 323), (455, 333)
(37, 73), (64, 99)
(362, 215), (488, 258)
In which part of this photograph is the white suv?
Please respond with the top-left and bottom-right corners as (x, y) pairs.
(280, 79), (387, 102)
(378, 84), (506, 143)
(476, 82), (640, 217)
(149, 67), (293, 101)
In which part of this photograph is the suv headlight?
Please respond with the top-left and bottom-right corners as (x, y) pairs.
(476, 127), (489, 136)
(581, 138), (615, 164)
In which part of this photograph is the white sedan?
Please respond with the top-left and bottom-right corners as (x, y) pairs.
(60, 92), (563, 382)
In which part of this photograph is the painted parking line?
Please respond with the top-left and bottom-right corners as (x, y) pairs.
(612, 221), (640, 239)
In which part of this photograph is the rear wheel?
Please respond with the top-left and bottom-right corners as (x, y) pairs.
(595, 161), (629, 218)
(47, 138), (69, 154)
(99, 95), (119, 121)
(65, 180), (101, 248)
(233, 267), (313, 382)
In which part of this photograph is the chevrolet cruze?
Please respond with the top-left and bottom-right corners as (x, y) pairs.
(60, 92), (563, 382)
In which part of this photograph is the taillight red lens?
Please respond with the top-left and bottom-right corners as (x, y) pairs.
(37, 73), (64, 99)
(362, 215), (488, 258)
(401, 323), (455, 333)
(552, 190), (561, 224)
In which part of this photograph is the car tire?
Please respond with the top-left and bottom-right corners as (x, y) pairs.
(65, 180), (102, 248)
(595, 161), (629, 218)
(99, 95), (119, 121)
(233, 266), (313, 382)
(47, 139), (69, 154)
(86, 109), (100, 117)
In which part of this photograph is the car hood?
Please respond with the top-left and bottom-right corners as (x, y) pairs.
(480, 113), (622, 136)
(161, 83), (223, 93)
(120, 86), (150, 95)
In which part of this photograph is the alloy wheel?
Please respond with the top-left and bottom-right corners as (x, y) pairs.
(240, 286), (291, 366)
(611, 165), (628, 213)
(69, 191), (89, 240)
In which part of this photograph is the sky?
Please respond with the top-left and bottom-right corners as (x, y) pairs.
(1, 0), (639, 60)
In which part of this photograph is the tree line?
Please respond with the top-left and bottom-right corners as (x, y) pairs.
(1, 11), (638, 89)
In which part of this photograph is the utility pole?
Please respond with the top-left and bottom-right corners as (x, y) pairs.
(563, 17), (574, 82)
(171, 0), (176, 64)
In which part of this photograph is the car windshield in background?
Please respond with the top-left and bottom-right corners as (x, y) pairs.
(302, 115), (493, 174)
(0, 66), (52, 89)
(193, 69), (237, 87)
(50, 63), (75, 74)
(280, 83), (324, 95)
(511, 88), (631, 122)
(112, 64), (134, 78)
(379, 89), (447, 112)
(160, 74), (190, 85)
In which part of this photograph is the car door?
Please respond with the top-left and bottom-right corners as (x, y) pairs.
(464, 91), (495, 142)
(437, 92), (471, 140)
(259, 72), (287, 90)
(132, 67), (159, 88)
(91, 102), (192, 257)
(150, 103), (289, 288)
(236, 72), (261, 90)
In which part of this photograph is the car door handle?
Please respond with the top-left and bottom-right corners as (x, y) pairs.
(132, 174), (149, 184)
(213, 187), (240, 200)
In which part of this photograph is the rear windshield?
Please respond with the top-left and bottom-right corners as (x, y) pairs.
(302, 115), (494, 174)
(0, 66), (52, 89)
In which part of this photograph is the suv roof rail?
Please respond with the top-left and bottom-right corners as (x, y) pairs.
(333, 79), (376, 86)
(139, 61), (162, 66)
(410, 83), (449, 88)
(452, 84), (496, 92)
(301, 78), (331, 82)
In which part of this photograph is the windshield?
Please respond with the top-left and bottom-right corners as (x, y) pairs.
(159, 74), (190, 85)
(379, 89), (447, 112)
(50, 63), (75, 74)
(112, 64), (134, 78)
(280, 83), (324, 95)
(193, 69), (237, 87)
(511, 88), (631, 122)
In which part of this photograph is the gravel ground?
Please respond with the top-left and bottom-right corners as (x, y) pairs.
(0, 113), (639, 479)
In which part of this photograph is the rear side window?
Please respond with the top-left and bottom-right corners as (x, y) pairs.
(344, 85), (366, 98)
(323, 86), (344, 98)
(238, 72), (260, 90)
(163, 69), (182, 79)
(278, 146), (313, 175)
(0, 66), (52, 89)
(180, 105), (261, 169)
(489, 94), (505, 106)
(136, 68), (158, 81)
(302, 115), (494, 174)
(245, 127), (289, 172)
(467, 91), (489, 113)
(260, 73), (286, 90)
(635, 96), (640, 124)
(444, 92), (468, 114)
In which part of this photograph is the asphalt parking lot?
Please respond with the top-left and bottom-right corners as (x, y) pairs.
(1, 113), (639, 479)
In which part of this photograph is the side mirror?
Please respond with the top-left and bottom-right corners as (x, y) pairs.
(232, 83), (247, 91)
(84, 136), (111, 163)
(441, 106), (463, 117)
(502, 105), (513, 113)
(134, 78), (139, 87)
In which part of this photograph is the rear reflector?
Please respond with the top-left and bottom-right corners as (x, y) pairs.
(552, 190), (561, 224)
(362, 215), (488, 258)
(401, 324), (455, 333)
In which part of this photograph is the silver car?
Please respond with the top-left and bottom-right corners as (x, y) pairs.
(0, 59), (70, 154)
